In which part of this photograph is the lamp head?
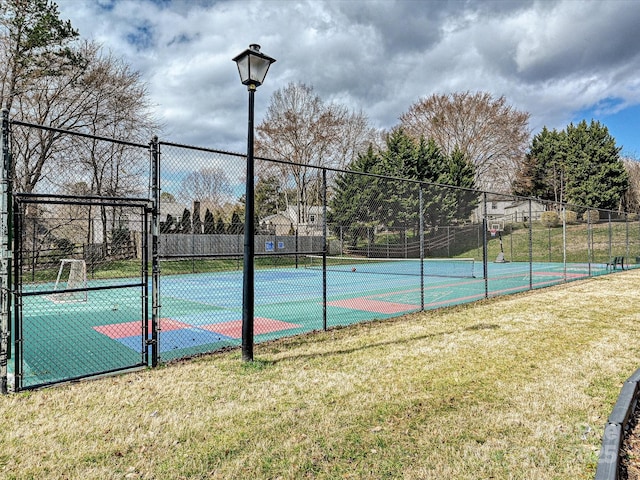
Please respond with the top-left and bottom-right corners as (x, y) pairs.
(232, 44), (276, 88)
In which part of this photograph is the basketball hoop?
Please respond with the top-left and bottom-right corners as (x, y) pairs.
(490, 229), (497, 237)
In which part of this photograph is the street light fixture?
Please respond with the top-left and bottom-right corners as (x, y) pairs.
(233, 44), (276, 362)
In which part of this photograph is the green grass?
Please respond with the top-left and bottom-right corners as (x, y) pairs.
(2, 269), (640, 479)
(24, 256), (305, 283)
(22, 221), (640, 284)
(485, 221), (640, 264)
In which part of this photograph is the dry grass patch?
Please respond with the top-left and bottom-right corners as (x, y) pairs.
(2, 271), (640, 479)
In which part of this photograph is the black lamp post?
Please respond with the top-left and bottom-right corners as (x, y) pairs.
(232, 44), (276, 362)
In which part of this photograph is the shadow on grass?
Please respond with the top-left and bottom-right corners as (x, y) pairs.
(260, 321), (501, 365)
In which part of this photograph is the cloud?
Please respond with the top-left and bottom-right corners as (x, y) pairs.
(55, 0), (640, 154)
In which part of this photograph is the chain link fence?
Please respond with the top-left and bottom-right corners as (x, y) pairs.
(1, 118), (638, 391)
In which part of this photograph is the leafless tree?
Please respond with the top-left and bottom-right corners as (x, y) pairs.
(256, 82), (378, 223)
(178, 167), (233, 212)
(399, 91), (530, 192)
(68, 43), (159, 245)
(623, 157), (640, 213)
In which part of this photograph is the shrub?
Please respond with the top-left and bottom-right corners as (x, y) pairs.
(563, 210), (578, 224)
(54, 238), (75, 256)
(582, 209), (600, 223)
(540, 211), (559, 227)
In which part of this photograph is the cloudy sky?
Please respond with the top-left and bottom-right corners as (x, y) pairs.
(56, 0), (640, 158)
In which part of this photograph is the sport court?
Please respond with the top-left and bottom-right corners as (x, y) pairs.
(17, 258), (607, 387)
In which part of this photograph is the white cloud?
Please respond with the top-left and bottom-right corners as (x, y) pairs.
(55, 0), (640, 154)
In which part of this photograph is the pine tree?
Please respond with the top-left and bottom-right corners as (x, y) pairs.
(229, 211), (243, 234)
(179, 208), (191, 234)
(215, 216), (226, 234)
(203, 209), (215, 234)
(516, 121), (628, 209)
(192, 202), (202, 234)
(564, 120), (628, 210)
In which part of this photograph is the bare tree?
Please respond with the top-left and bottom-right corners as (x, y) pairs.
(256, 82), (378, 223)
(69, 43), (159, 246)
(9, 40), (97, 195)
(399, 91), (530, 192)
(178, 167), (233, 212)
(623, 157), (640, 212)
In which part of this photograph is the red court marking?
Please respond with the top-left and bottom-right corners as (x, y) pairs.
(327, 298), (418, 314)
(200, 318), (301, 339)
(94, 318), (187, 339)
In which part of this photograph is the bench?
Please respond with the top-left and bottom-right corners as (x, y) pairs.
(607, 256), (625, 271)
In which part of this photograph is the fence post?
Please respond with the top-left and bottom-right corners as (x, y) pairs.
(419, 186), (424, 310)
(150, 136), (160, 368)
(587, 209), (593, 276)
(562, 204), (567, 281)
(608, 211), (612, 263)
(295, 228), (298, 268)
(482, 192), (488, 299)
(0, 109), (12, 393)
(528, 199), (533, 290)
(626, 212), (630, 264)
(322, 169), (327, 331)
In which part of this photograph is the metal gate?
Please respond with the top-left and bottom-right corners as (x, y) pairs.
(11, 194), (154, 390)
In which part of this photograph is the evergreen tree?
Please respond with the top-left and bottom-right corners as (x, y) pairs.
(255, 175), (285, 219)
(329, 131), (477, 248)
(514, 120), (628, 210)
(1, 0), (84, 114)
(513, 127), (566, 202)
(192, 202), (202, 234)
(564, 120), (628, 210)
(229, 211), (243, 234)
(446, 147), (478, 221)
(160, 214), (175, 233)
(215, 216), (226, 234)
(203, 209), (215, 234)
(328, 145), (381, 247)
(179, 208), (191, 234)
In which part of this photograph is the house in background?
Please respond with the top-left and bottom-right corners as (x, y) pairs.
(260, 213), (294, 236)
(260, 205), (325, 236)
(470, 195), (547, 227)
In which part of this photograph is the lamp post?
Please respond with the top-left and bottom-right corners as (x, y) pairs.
(233, 44), (276, 362)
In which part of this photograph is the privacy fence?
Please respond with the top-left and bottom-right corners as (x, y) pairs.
(1, 115), (638, 392)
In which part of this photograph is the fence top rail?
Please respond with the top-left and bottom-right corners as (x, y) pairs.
(9, 119), (638, 218)
(159, 140), (247, 158)
(10, 120), (150, 149)
(15, 193), (152, 208)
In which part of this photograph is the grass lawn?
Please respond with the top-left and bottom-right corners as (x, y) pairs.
(2, 269), (640, 479)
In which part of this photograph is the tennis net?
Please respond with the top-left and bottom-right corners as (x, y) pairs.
(305, 255), (476, 278)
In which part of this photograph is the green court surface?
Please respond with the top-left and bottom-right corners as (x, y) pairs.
(13, 259), (614, 388)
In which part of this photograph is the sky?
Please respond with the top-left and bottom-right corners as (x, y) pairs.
(56, 0), (640, 159)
